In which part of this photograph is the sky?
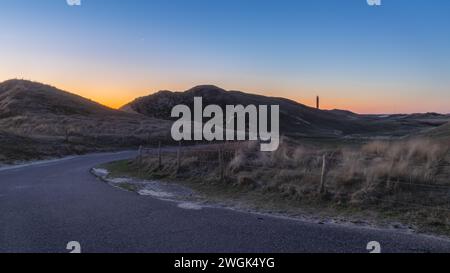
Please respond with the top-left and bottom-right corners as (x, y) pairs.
(0, 0), (449, 114)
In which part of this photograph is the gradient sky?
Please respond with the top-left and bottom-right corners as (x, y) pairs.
(1, 0), (449, 113)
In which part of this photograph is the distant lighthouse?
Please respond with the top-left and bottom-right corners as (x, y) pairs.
(316, 96), (320, 109)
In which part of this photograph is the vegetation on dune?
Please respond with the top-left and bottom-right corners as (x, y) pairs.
(425, 122), (450, 138)
(2, 79), (448, 235)
(121, 85), (450, 138)
(0, 79), (171, 163)
(1, 79), (448, 164)
(108, 138), (450, 236)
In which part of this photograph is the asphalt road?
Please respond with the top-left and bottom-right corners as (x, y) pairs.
(1, 151), (450, 253)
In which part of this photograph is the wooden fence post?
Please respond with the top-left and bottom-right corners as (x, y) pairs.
(64, 128), (69, 143)
(218, 146), (224, 181)
(138, 145), (143, 176)
(319, 154), (327, 194)
(158, 141), (162, 169)
(138, 145), (143, 164)
(177, 141), (181, 172)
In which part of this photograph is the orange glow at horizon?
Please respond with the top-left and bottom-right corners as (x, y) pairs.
(70, 85), (443, 115)
(0, 75), (447, 114)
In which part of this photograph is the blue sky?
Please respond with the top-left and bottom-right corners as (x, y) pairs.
(0, 0), (449, 113)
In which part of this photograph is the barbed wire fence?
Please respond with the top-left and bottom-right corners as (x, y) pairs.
(136, 142), (450, 212)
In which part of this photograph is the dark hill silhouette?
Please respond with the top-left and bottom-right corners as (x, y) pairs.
(121, 85), (449, 137)
(0, 79), (122, 118)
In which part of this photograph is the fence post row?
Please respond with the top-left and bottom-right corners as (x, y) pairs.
(135, 144), (450, 212)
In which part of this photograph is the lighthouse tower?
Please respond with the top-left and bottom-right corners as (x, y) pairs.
(316, 96), (320, 109)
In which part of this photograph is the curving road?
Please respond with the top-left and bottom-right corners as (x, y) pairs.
(0, 151), (449, 253)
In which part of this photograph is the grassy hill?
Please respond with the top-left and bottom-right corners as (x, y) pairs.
(424, 122), (450, 138)
(0, 80), (171, 163)
(121, 85), (449, 138)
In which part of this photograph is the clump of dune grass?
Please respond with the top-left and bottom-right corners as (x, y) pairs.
(134, 138), (449, 201)
(123, 137), (450, 235)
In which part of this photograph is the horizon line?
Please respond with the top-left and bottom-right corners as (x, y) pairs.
(1, 78), (449, 116)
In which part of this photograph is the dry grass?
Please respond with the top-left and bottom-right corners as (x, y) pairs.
(0, 79), (173, 163)
(127, 137), (450, 235)
(0, 117), (172, 163)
